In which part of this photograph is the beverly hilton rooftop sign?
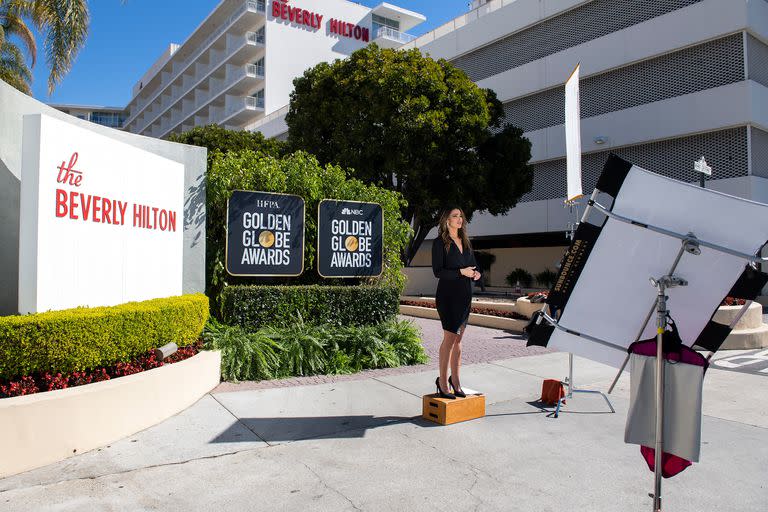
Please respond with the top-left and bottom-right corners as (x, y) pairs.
(271, 0), (370, 42)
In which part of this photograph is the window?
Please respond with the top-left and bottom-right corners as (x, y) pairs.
(91, 111), (126, 128)
(372, 14), (399, 37)
(254, 57), (265, 76)
(251, 89), (264, 108)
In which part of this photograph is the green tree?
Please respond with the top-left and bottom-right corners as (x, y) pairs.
(206, 150), (411, 304)
(0, 0), (89, 95)
(286, 44), (533, 264)
(168, 124), (287, 167)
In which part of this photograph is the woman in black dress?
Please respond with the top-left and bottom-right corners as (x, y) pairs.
(431, 207), (481, 399)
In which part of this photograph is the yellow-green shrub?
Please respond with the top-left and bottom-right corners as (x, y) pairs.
(0, 294), (209, 380)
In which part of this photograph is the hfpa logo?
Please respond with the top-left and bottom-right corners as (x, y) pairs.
(341, 207), (363, 216)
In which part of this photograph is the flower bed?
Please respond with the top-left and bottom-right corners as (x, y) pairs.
(400, 300), (528, 320)
(0, 342), (201, 398)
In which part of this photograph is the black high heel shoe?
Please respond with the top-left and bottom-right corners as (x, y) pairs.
(449, 376), (466, 398)
(435, 377), (456, 399)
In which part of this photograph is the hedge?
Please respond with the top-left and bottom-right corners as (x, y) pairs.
(220, 285), (399, 328)
(0, 294), (209, 380)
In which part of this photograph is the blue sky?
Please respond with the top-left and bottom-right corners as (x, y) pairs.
(28, 0), (472, 107)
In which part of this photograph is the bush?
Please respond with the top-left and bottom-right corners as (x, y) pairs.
(168, 124), (286, 167)
(505, 268), (533, 288)
(202, 317), (426, 382)
(206, 150), (412, 304)
(220, 285), (399, 329)
(534, 268), (558, 289)
(202, 319), (280, 382)
(261, 314), (328, 377)
(0, 294), (209, 380)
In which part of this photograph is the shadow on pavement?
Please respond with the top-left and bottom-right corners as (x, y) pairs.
(211, 415), (441, 444)
(525, 400), (615, 416)
(492, 332), (526, 340)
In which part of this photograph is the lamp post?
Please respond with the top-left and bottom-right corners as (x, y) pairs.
(694, 156), (712, 188)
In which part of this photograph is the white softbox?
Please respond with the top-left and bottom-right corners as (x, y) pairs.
(528, 155), (768, 368)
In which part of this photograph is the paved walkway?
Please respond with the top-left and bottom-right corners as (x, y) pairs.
(214, 316), (550, 392)
(1, 318), (766, 511)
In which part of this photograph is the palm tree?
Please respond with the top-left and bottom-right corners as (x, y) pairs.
(0, 40), (32, 94)
(0, 2), (35, 93)
(0, 0), (89, 95)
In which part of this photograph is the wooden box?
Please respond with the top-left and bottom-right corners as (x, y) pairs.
(422, 393), (486, 425)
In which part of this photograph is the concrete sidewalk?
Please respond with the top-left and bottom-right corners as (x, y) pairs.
(1, 331), (767, 511)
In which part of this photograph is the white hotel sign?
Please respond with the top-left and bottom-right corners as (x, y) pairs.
(19, 114), (184, 313)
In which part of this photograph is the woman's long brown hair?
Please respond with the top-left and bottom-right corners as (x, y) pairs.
(438, 208), (472, 253)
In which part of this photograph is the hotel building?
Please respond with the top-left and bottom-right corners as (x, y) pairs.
(49, 104), (127, 129)
(67, 0), (767, 287)
(256, 0), (768, 285)
(120, 0), (425, 140)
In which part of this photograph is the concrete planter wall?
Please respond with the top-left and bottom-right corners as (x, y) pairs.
(401, 296), (516, 314)
(715, 303), (768, 350)
(399, 304), (525, 332)
(0, 350), (221, 478)
(714, 303), (762, 330)
(513, 297), (545, 319)
(473, 300), (516, 313)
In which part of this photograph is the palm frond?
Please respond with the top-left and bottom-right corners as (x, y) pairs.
(30, 0), (89, 94)
(0, 8), (37, 66)
(0, 39), (32, 94)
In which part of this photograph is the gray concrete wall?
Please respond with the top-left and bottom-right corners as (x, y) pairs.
(0, 80), (206, 315)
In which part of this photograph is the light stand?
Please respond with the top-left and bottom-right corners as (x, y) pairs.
(648, 274), (687, 511)
(538, 193), (768, 511)
(549, 196), (616, 416)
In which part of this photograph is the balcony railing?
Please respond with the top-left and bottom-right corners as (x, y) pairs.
(156, 66), (264, 137)
(138, 32), (264, 133)
(247, 30), (266, 45)
(127, 0), (265, 127)
(246, 95), (265, 109)
(402, 0), (514, 49)
(224, 96), (262, 118)
(246, 63), (265, 77)
(374, 26), (416, 44)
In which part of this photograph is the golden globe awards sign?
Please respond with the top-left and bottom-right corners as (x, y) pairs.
(226, 190), (305, 276)
(317, 200), (383, 278)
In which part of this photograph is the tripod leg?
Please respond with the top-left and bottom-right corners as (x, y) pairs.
(608, 353), (630, 394)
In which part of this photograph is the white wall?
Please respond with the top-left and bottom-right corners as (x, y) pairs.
(19, 115), (185, 313)
(0, 79), (206, 316)
(527, 81), (768, 163)
(264, 0), (371, 113)
(408, 0), (589, 60)
(474, 0), (753, 104)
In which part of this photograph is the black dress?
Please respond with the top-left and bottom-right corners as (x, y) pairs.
(432, 237), (479, 334)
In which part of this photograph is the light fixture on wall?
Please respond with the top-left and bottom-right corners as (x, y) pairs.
(594, 136), (609, 145)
